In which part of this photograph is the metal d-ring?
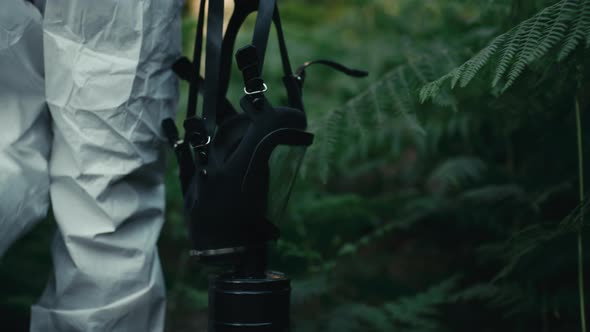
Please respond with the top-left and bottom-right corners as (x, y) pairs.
(189, 135), (211, 149)
(173, 139), (184, 150)
(244, 83), (268, 95)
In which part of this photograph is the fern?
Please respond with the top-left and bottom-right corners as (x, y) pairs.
(505, 7), (554, 89)
(312, 107), (346, 183)
(303, 47), (466, 183)
(324, 304), (392, 332)
(420, 0), (590, 100)
(459, 184), (527, 206)
(291, 275), (333, 306)
(478, 223), (565, 281)
(316, 277), (458, 332)
(303, 63), (429, 182)
(337, 195), (447, 257)
(459, 33), (508, 88)
(427, 157), (487, 193)
(560, 196), (590, 231)
(387, 67), (426, 135)
(451, 283), (529, 317)
(384, 277), (459, 331)
(559, 0), (590, 60)
(530, 0), (572, 63)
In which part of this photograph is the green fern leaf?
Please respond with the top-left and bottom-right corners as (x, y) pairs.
(324, 303), (393, 332)
(478, 223), (564, 281)
(427, 157), (487, 193)
(503, 5), (558, 90)
(492, 18), (534, 88)
(452, 283), (526, 311)
(291, 275), (333, 305)
(459, 184), (526, 205)
(384, 276), (459, 330)
(459, 34), (507, 87)
(313, 107), (346, 183)
(387, 67), (426, 135)
(418, 75), (443, 103)
(559, 196), (590, 230)
(558, 0), (588, 60)
(535, 0), (577, 61)
(420, 0), (590, 100)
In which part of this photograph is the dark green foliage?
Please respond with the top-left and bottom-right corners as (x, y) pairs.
(420, 0), (590, 97)
(280, 0), (590, 331)
(2, 1), (590, 331)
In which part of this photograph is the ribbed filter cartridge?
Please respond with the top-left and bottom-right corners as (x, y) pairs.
(208, 271), (291, 332)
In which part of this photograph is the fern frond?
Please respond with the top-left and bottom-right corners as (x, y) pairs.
(492, 17), (535, 88)
(291, 275), (333, 305)
(459, 34), (508, 88)
(451, 282), (527, 315)
(504, 5), (559, 90)
(420, 0), (590, 100)
(384, 276), (459, 330)
(386, 68), (426, 135)
(558, 0), (590, 60)
(419, 75), (444, 103)
(370, 85), (386, 138)
(427, 157), (487, 193)
(559, 196), (590, 231)
(534, 0), (576, 61)
(307, 106), (346, 183)
(478, 223), (564, 281)
(459, 184), (527, 205)
(305, 58), (442, 181)
(324, 303), (392, 332)
(346, 97), (371, 159)
(322, 277), (459, 332)
(337, 195), (446, 257)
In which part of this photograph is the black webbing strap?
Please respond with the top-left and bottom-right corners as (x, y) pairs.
(176, 0), (290, 140)
(165, 0), (368, 192)
(272, 7), (303, 110)
(201, 0), (225, 137)
(296, 60), (369, 80)
(272, 8), (293, 78)
(185, 0), (206, 121)
(217, 0), (296, 113)
(251, 0), (276, 72)
(181, 0), (208, 154)
(178, 0), (367, 128)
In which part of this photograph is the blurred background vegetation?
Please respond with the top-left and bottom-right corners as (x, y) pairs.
(2, 0), (590, 331)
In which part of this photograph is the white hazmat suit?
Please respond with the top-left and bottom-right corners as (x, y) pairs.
(0, 0), (182, 330)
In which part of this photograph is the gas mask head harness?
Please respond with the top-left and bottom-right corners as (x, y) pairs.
(162, 0), (367, 263)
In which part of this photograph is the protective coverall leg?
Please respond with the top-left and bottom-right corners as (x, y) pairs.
(0, 0), (50, 257)
(0, 0), (182, 331)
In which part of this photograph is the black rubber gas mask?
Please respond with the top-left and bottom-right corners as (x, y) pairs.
(162, 0), (367, 261)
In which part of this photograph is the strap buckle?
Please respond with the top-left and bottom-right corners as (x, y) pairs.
(244, 83), (268, 95)
(189, 133), (211, 149)
(173, 139), (185, 150)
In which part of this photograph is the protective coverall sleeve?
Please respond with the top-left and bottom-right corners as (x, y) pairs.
(0, 0), (51, 257)
(30, 1), (182, 331)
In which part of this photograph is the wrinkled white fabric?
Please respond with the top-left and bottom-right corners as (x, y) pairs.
(0, 0), (182, 331)
(0, 0), (50, 257)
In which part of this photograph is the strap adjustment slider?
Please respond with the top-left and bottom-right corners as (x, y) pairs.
(244, 83), (268, 95)
(188, 133), (211, 149)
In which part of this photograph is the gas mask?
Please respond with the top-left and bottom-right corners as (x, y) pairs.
(162, 0), (367, 262)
